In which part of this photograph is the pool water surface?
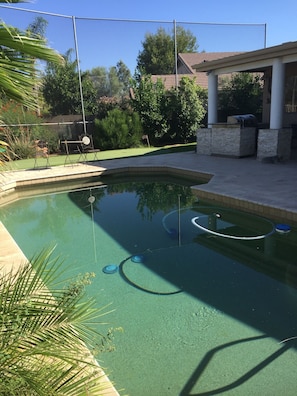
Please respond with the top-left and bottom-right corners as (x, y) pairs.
(1, 177), (297, 395)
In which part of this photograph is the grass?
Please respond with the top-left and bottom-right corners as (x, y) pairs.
(4, 143), (196, 171)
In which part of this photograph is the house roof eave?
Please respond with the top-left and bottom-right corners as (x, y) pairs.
(192, 41), (297, 73)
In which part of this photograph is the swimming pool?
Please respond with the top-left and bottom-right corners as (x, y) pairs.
(1, 176), (297, 395)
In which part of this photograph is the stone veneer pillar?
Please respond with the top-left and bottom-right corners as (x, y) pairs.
(196, 128), (212, 155)
(257, 128), (292, 161)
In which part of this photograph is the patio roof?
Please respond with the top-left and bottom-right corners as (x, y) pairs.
(192, 41), (297, 74)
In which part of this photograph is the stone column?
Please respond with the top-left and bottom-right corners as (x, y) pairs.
(270, 58), (285, 129)
(196, 128), (212, 155)
(257, 128), (292, 161)
(207, 72), (218, 127)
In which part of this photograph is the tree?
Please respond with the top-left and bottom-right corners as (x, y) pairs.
(218, 72), (263, 121)
(94, 108), (143, 150)
(166, 77), (207, 143)
(130, 75), (207, 144)
(26, 16), (48, 39)
(26, 16), (49, 116)
(0, 1), (63, 110)
(130, 75), (168, 142)
(43, 49), (98, 115)
(90, 66), (110, 97)
(0, 248), (112, 395)
(116, 60), (131, 97)
(136, 26), (198, 75)
(89, 60), (131, 99)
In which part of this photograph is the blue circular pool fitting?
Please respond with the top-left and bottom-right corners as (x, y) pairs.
(103, 264), (118, 274)
(131, 254), (145, 263)
(275, 224), (291, 234)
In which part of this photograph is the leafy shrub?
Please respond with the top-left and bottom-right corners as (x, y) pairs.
(1, 127), (34, 160)
(166, 78), (206, 143)
(94, 108), (143, 150)
(0, 101), (60, 158)
(218, 72), (263, 121)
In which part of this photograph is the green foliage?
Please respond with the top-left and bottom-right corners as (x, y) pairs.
(26, 16), (48, 39)
(130, 75), (168, 143)
(166, 77), (207, 143)
(103, 180), (197, 221)
(96, 96), (131, 119)
(116, 60), (132, 97)
(2, 127), (34, 160)
(0, 248), (113, 395)
(218, 72), (263, 121)
(136, 26), (198, 75)
(131, 76), (207, 144)
(89, 60), (131, 100)
(0, 139), (9, 164)
(42, 50), (98, 116)
(0, 3), (63, 110)
(0, 101), (59, 159)
(94, 108), (143, 150)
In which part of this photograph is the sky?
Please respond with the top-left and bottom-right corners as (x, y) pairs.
(0, 0), (296, 73)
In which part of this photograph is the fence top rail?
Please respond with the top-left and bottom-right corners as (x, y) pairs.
(0, 4), (266, 27)
(0, 121), (93, 128)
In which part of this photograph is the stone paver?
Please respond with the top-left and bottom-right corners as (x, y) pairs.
(1, 152), (297, 222)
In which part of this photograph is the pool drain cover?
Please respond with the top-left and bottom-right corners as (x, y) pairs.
(103, 264), (118, 274)
(275, 224), (291, 234)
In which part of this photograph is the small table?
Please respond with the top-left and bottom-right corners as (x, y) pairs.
(61, 140), (87, 165)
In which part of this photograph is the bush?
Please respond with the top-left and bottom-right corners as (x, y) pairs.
(0, 101), (60, 159)
(94, 108), (143, 150)
(218, 72), (263, 121)
(0, 127), (34, 160)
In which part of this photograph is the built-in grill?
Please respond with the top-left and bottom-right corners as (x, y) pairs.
(227, 114), (258, 127)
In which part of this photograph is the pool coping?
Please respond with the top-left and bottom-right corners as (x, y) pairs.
(1, 160), (296, 223)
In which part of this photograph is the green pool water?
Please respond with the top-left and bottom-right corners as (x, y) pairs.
(1, 177), (297, 395)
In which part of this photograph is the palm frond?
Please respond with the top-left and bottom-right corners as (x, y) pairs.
(0, 248), (114, 395)
(0, 22), (64, 108)
(0, 1), (30, 4)
(0, 24), (63, 62)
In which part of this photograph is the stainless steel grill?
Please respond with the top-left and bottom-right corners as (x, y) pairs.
(227, 114), (257, 127)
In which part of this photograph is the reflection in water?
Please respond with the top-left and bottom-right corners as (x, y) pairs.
(88, 190), (97, 263)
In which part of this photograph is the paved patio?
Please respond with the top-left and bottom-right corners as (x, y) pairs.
(1, 151), (297, 222)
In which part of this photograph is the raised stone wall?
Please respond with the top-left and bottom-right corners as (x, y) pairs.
(196, 125), (256, 157)
(257, 128), (292, 161)
(196, 128), (212, 155)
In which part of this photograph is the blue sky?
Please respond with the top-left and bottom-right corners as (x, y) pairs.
(0, 0), (296, 73)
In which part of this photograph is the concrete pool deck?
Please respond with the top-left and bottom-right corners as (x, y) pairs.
(1, 150), (297, 222)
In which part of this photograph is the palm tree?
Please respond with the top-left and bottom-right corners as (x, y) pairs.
(0, 0), (63, 109)
(0, 248), (113, 395)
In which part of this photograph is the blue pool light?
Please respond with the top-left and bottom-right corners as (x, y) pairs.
(131, 254), (145, 263)
(103, 264), (118, 274)
(275, 224), (291, 234)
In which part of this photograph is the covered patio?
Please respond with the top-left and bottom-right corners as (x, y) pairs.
(193, 41), (297, 160)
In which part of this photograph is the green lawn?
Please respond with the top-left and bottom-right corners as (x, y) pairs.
(5, 143), (196, 171)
